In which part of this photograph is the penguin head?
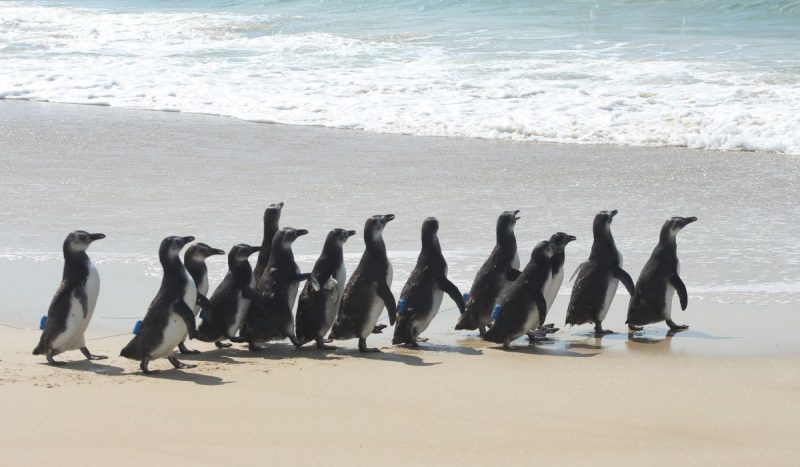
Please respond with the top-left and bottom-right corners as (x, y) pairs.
(365, 214), (395, 242)
(188, 243), (225, 261)
(662, 216), (698, 239)
(331, 228), (357, 245)
(496, 210), (520, 241)
(421, 217), (439, 236)
(229, 243), (261, 263)
(593, 210), (618, 236)
(277, 227), (308, 249)
(160, 236), (194, 261)
(549, 232), (577, 252)
(531, 240), (556, 262)
(64, 230), (105, 254)
(264, 201), (284, 226)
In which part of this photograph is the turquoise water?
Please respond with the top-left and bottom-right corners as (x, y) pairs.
(1, 0), (799, 152)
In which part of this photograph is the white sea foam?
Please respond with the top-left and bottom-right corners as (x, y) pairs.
(1, 1), (799, 154)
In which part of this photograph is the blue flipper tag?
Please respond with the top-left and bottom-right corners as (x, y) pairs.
(133, 320), (143, 336)
(199, 309), (208, 321)
(462, 293), (469, 302)
(398, 298), (407, 316)
(491, 304), (501, 321)
(39, 316), (48, 331)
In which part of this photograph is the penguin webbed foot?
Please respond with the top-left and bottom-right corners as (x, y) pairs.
(248, 342), (266, 352)
(140, 358), (158, 375)
(627, 324), (644, 331)
(372, 324), (388, 334)
(594, 322), (615, 336)
(229, 336), (247, 343)
(415, 337), (429, 343)
(168, 356), (197, 370)
(178, 343), (201, 354)
(666, 320), (689, 331)
(358, 338), (381, 353)
(80, 347), (108, 360)
(215, 341), (232, 348)
(541, 324), (559, 334)
(315, 338), (337, 350)
(46, 350), (67, 366)
(478, 325), (486, 337)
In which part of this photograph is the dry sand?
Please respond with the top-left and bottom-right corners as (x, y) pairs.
(2, 326), (799, 466)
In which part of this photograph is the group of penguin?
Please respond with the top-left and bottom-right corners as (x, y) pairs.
(33, 202), (697, 374)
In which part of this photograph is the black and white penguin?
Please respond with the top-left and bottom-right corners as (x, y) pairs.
(329, 214), (397, 353)
(484, 240), (553, 349)
(542, 232), (576, 324)
(195, 244), (262, 347)
(455, 210), (521, 336)
(243, 228), (316, 350)
(179, 242), (224, 354)
(565, 210), (635, 336)
(626, 216), (698, 331)
(295, 228), (357, 349)
(253, 201), (284, 280)
(393, 217), (465, 346)
(33, 230), (107, 365)
(120, 236), (199, 374)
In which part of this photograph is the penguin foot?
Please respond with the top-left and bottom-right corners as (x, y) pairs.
(627, 324), (644, 331)
(315, 338), (337, 350)
(46, 351), (66, 366)
(178, 343), (201, 355)
(372, 324), (388, 334)
(229, 336), (247, 343)
(168, 356), (197, 370)
(527, 329), (549, 340)
(215, 341), (232, 348)
(80, 347), (108, 360)
(478, 326), (486, 337)
(358, 338), (381, 353)
(140, 358), (158, 375)
(666, 320), (689, 330)
(415, 337), (429, 343)
(541, 324), (559, 334)
(248, 342), (265, 352)
(594, 323), (615, 336)
(322, 338), (334, 344)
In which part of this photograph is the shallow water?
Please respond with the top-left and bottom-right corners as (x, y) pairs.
(1, 101), (798, 354)
(1, 0), (799, 153)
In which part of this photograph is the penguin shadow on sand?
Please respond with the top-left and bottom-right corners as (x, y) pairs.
(219, 343), (346, 362)
(512, 339), (599, 358)
(625, 328), (738, 352)
(40, 359), (126, 376)
(348, 347), (442, 367)
(396, 342), (484, 357)
(139, 366), (227, 386)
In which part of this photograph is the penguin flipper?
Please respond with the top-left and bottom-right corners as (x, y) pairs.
(174, 299), (198, 339)
(569, 262), (588, 283)
(197, 294), (211, 309)
(670, 274), (689, 310)
(533, 292), (548, 327)
(438, 275), (465, 314)
(376, 281), (397, 325)
(613, 266), (636, 296)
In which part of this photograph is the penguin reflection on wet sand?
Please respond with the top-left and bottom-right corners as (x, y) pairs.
(120, 236), (199, 374)
(485, 240), (552, 349)
(33, 230), (107, 365)
(455, 210), (521, 336)
(566, 210), (635, 336)
(295, 228), (357, 350)
(393, 217), (465, 346)
(329, 214), (397, 353)
(627, 217), (698, 332)
(243, 228), (317, 350)
(195, 244), (262, 348)
(179, 242), (224, 354)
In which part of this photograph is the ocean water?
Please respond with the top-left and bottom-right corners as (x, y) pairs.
(1, 0), (799, 154)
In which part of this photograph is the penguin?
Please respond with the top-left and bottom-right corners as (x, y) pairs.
(542, 232), (577, 324)
(329, 214), (397, 353)
(120, 236), (199, 374)
(484, 240), (553, 349)
(253, 201), (284, 280)
(455, 210), (521, 336)
(33, 230), (107, 365)
(565, 210), (635, 336)
(626, 216), (698, 331)
(295, 228), (357, 349)
(393, 217), (466, 346)
(195, 244), (262, 347)
(243, 228), (317, 350)
(179, 242), (224, 354)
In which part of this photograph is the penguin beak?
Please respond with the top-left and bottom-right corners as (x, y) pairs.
(384, 214), (396, 222)
(568, 235), (577, 242)
(211, 248), (225, 256)
(89, 233), (105, 241)
(295, 229), (309, 237)
(182, 236), (195, 244)
(346, 230), (357, 237)
(684, 216), (698, 225)
(610, 210), (619, 218)
(277, 201), (284, 208)
(248, 246), (261, 255)
(513, 210), (520, 220)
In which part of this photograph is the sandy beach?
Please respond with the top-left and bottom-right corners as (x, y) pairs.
(1, 100), (799, 465)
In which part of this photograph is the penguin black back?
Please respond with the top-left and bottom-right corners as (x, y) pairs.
(253, 202), (284, 280)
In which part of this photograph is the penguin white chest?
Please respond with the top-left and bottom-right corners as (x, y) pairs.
(546, 267), (564, 310)
(413, 286), (443, 335)
(52, 264), (100, 352)
(361, 262), (393, 338)
(664, 262), (679, 320)
(324, 265), (347, 327)
(230, 275), (255, 337)
(153, 271), (196, 359)
(194, 275), (209, 315)
(599, 276), (619, 322)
